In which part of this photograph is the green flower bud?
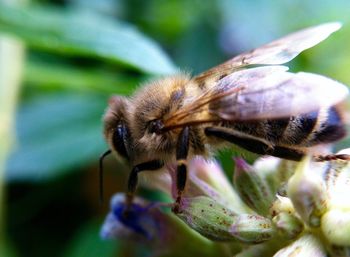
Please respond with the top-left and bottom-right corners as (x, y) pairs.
(176, 196), (241, 241)
(275, 160), (299, 186)
(321, 209), (350, 246)
(229, 214), (274, 243)
(233, 158), (275, 216)
(272, 212), (304, 239)
(253, 157), (297, 194)
(176, 196), (274, 243)
(287, 156), (328, 227)
(252, 156), (281, 193)
(274, 234), (327, 257)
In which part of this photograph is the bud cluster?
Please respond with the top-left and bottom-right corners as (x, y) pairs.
(175, 150), (350, 256)
(101, 150), (350, 256)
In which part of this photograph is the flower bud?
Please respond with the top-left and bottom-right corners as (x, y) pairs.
(251, 158), (298, 199)
(229, 214), (274, 243)
(101, 194), (233, 257)
(287, 156), (328, 227)
(270, 196), (295, 217)
(274, 234), (327, 257)
(321, 209), (350, 246)
(176, 196), (239, 241)
(275, 160), (299, 185)
(100, 194), (162, 240)
(233, 158), (275, 216)
(324, 149), (350, 210)
(272, 212), (304, 239)
(166, 158), (250, 214)
(176, 196), (274, 243)
(251, 156), (281, 192)
(188, 157), (250, 214)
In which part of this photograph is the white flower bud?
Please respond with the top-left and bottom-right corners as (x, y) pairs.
(287, 156), (328, 227)
(321, 209), (350, 246)
(274, 234), (327, 257)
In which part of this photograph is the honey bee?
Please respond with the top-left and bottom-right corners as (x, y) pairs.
(101, 22), (349, 211)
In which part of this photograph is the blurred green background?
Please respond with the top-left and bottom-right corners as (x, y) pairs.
(1, 0), (350, 256)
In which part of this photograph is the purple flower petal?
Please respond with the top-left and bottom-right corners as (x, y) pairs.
(100, 194), (160, 240)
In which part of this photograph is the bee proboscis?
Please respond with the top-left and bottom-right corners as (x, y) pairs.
(101, 22), (349, 211)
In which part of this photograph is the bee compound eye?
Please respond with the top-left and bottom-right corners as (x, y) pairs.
(112, 123), (130, 160)
(148, 119), (164, 134)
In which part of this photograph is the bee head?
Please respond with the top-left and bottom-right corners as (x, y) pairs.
(103, 95), (132, 162)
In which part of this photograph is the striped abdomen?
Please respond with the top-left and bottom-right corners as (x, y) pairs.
(229, 106), (346, 147)
(209, 105), (347, 160)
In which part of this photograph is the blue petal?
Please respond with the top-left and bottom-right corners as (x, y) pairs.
(113, 202), (154, 238)
(101, 194), (161, 240)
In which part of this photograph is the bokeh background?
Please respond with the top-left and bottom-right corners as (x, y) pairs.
(1, 0), (350, 256)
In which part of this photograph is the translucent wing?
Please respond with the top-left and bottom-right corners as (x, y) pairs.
(194, 22), (341, 83)
(162, 66), (348, 130)
(210, 66), (349, 121)
(162, 23), (346, 131)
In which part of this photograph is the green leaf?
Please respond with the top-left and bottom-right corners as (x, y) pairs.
(0, 3), (176, 75)
(63, 220), (118, 257)
(5, 93), (108, 182)
(24, 59), (140, 94)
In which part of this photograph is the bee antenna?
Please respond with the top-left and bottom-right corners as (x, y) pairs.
(99, 149), (112, 204)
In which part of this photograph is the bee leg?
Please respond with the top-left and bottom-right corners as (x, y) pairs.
(173, 126), (190, 213)
(205, 127), (304, 161)
(125, 160), (164, 212)
(314, 154), (350, 162)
